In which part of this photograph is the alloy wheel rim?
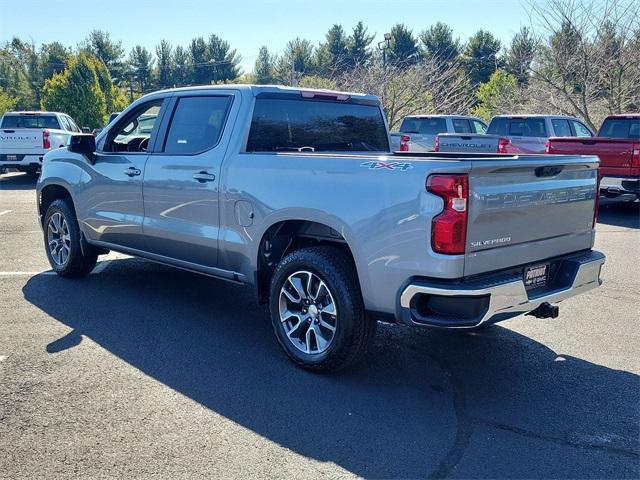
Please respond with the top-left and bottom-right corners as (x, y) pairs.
(278, 270), (338, 355)
(47, 212), (71, 267)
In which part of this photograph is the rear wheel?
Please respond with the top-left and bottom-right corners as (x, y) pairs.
(44, 199), (97, 277)
(269, 246), (375, 372)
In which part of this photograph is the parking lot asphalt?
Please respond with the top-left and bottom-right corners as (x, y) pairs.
(0, 171), (638, 479)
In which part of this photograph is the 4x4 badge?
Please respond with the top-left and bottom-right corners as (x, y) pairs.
(360, 161), (413, 171)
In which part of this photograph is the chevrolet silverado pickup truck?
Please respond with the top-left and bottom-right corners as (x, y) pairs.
(547, 114), (639, 199)
(390, 115), (487, 152)
(36, 85), (605, 371)
(435, 115), (593, 153)
(0, 111), (82, 175)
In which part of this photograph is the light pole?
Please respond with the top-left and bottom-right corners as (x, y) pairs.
(378, 32), (391, 68)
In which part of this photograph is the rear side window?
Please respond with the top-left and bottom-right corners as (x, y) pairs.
(599, 118), (640, 139)
(400, 117), (447, 135)
(571, 120), (592, 137)
(551, 119), (572, 137)
(452, 119), (472, 133)
(471, 120), (487, 134)
(247, 97), (389, 152)
(164, 96), (232, 154)
(1, 114), (61, 129)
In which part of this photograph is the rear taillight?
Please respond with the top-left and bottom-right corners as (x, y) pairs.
(594, 169), (601, 226)
(497, 137), (510, 154)
(632, 147), (640, 168)
(43, 130), (50, 149)
(545, 140), (551, 153)
(427, 174), (468, 255)
(400, 135), (410, 152)
(434, 136), (440, 152)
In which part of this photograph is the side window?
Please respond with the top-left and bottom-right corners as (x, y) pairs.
(59, 116), (72, 131)
(551, 119), (572, 137)
(571, 120), (592, 137)
(452, 119), (472, 133)
(472, 120), (487, 134)
(163, 96), (231, 154)
(103, 100), (163, 153)
(65, 116), (80, 133)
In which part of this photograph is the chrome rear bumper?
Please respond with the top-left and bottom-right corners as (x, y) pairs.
(398, 250), (605, 328)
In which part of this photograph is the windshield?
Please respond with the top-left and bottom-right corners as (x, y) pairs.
(399, 117), (447, 135)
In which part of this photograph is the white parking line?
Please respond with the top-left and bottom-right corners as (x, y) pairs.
(0, 271), (56, 276)
(0, 210), (12, 217)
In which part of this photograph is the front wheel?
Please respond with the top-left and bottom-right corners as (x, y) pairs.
(269, 246), (376, 372)
(44, 199), (97, 277)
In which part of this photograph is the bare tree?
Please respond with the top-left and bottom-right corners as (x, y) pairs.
(337, 58), (473, 129)
(526, 0), (640, 129)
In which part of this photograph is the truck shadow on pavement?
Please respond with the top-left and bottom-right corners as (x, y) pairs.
(0, 171), (37, 190)
(23, 261), (640, 479)
(597, 196), (639, 229)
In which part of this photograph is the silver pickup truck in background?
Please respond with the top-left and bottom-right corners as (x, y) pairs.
(36, 85), (605, 372)
(390, 115), (487, 152)
(435, 115), (594, 153)
(0, 111), (82, 175)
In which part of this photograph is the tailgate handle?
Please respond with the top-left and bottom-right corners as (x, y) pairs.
(459, 136), (472, 140)
(581, 140), (597, 145)
(3, 130), (15, 133)
(535, 165), (564, 177)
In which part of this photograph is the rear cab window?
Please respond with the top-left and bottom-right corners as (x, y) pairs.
(1, 114), (61, 129)
(400, 117), (447, 135)
(599, 118), (640, 139)
(247, 95), (389, 152)
(551, 119), (572, 137)
(488, 117), (547, 138)
(452, 119), (472, 133)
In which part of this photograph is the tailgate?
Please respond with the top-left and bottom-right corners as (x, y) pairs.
(549, 137), (634, 176)
(0, 128), (43, 154)
(437, 134), (500, 153)
(465, 155), (598, 276)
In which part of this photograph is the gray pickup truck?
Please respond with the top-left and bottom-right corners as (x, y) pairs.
(36, 85), (605, 371)
(435, 115), (594, 154)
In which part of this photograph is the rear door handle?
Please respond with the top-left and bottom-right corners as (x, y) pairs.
(124, 167), (141, 177)
(193, 171), (216, 182)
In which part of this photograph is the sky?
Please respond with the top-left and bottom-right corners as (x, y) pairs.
(0, 0), (534, 73)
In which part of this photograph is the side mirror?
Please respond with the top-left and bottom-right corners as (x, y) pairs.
(68, 134), (96, 164)
(81, 127), (91, 134)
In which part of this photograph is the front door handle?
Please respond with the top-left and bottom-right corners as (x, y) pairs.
(193, 171), (216, 182)
(124, 167), (141, 177)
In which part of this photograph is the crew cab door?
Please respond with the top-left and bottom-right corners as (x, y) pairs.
(76, 98), (168, 250)
(141, 91), (237, 267)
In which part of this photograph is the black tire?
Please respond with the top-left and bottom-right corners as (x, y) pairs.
(269, 246), (376, 372)
(43, 199), (97, 277)
(25, 167), (40, 179)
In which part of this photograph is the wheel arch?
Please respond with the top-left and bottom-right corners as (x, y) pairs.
(255, 218), (361, 304)
(38, 183), (75, 227)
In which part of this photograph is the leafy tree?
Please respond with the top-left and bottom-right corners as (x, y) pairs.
(464, 30), (502, 85)
(189, 37), (209, 84)
(316, 25), (349, 75)
(0, 89), (18, 115)
(0, 44), (36, 109)
(40, 42), (71, 81)
(298, 75), (337, 89)
(275, 38), (315, 84)
(471, 69), (520, 120)
(419, 22), (461, 63)
(388, 24), (419, 66)
(128, 45), (154, 94)
(82, 30), (125, 82)
(254, 46), (276, 84)
(504, 27), (536, 85)
(155, 40), (175, 89)
(93, 58), (128, 115)
(206, 34), (241, 82)
(172, 46), (191, 86)
(346, 21), (374, 68)
(41, 54), (107, 128)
